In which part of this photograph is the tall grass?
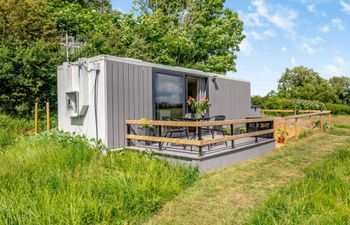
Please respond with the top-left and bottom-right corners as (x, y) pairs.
(0, 119), (198, 224)
(0, 115), (33, 150)
(0, 114), (57, 150)
(247, 141), (350, 224)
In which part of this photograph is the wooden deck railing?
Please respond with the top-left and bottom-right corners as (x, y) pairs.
(126, 117), (275, 156)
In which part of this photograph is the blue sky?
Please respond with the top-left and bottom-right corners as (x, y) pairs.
(111, 0), (350, 96)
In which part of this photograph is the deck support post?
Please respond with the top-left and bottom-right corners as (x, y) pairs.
(127, 124), (132, 146)
(320, 115), (323, 132)
(198, 127), (203, 156)
(158, 126), (162, 150)
(230, 124), (234, 148)
(255, 122), (258, 143)
(328, 113), (331, 128)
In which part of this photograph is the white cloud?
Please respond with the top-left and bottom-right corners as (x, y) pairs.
(252, 0), (268, 17)
(239, 39), (254, 56)
(340, 0), (350, 14)
(307, 4), (315, 12)
(250, 0), (298, 34)
(291, 57), (296, 66)
(301, 43), (315, 54)
(249, 30), (276, 40)
(269, 11), (298, 34)
(334, 56), (345, 66)
(299, 36), (323, 54)
(331, 18), (344, 31)
(310, 36), (323, 45)
(325, 64), (340, 75)
(324, 56), (347, 76)
(241, 12), (264, 27)
(319, 25), (330, 33)
(282, 47), (287, 53)
(319, 18), (344, 34)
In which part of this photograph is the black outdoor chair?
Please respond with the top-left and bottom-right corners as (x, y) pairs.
(160, 116), (189, 149)
(202, 115), (228, 146)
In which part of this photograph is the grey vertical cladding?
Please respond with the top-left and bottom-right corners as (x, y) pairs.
(208, 78), (251, 120)
(106, 59), (249, 148)
(117, 62), (124, 148)
(106, 61), (114, 147)
(106, 60), (153, 148)
(112, 62), (119, 148)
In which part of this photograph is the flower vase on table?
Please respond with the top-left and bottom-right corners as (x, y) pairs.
(187, 97), (211, 119)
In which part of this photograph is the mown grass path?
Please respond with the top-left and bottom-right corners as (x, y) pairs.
(146, 128), (350, 225)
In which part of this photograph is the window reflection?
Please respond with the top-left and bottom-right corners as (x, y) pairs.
(155, 73), (184, 119)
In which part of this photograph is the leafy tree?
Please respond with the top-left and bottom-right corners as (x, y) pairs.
(0, 0), (57, 43)
(278, 66), (338, 103)
(0, 0), (246, 115)
(0, 0), (63, 115)
(329, 76), (350, 104)
(132, 0), (245, 73)
(49, 0), (112, 12)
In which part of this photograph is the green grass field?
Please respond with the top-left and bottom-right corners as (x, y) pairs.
(0, 115), (198, 225)
(146, 117), (350, 225)
(248, 144), (350, 224)
(2, 114), (350, 224)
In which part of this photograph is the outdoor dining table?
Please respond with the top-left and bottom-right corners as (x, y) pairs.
(181, 117), (211, 140)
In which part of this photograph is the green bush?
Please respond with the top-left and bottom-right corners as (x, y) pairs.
(252, 96), (325, 111)
(0, 133), (198, 224)
(325, 103), (350, 115)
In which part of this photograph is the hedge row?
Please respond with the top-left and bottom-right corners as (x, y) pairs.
(252, 96), (350, 115)
(325, 103), (350, 115)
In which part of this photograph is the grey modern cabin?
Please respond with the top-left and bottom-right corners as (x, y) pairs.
(57, 55), (253, 149)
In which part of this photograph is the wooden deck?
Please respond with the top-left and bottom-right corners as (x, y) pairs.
(125, 117), (276, 172)
(129, 135), (272, 157)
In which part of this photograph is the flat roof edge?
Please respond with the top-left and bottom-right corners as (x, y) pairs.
(59, 54), (250, 83)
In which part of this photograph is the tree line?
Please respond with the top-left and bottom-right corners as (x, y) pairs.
(253, 66), (350, 114)
(0, 0), (244, 116)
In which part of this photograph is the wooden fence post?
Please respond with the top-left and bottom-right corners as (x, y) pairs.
(34, 102), (38, 133)
(284, 117), (287, 144)
(46, 102), (50, 131)
(295, 117), (298, 139)
(309, 115), (312, 129)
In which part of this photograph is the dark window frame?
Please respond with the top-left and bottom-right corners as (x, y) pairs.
(151, 68), (209, 120)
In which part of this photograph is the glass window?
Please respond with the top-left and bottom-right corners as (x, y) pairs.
(154, 73), (184, 119)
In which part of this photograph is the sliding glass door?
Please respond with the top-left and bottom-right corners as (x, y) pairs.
(154, 73), (185, 119)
